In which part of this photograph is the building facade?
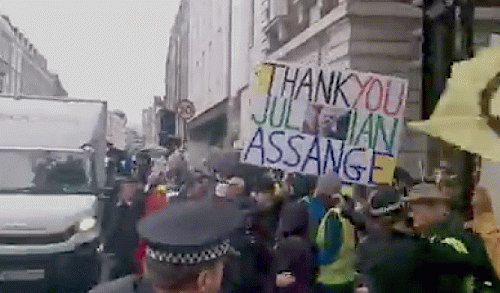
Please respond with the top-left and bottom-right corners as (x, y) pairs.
(125, 127), (145, 155)
(0, 15), (67, 97)
(142, 107), (155, 149)
(165, 0), (500, 176)
(142, 95), (179, 152)
(165, 0), (189, 138)
(107, 110), (127, 151)
(165, 0), (257, 167)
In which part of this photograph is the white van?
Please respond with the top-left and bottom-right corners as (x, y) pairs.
(0, 95), (108, 292)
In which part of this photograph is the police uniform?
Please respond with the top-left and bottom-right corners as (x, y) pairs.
(405, 183), (500, 293)
(89, 201), (242, 293)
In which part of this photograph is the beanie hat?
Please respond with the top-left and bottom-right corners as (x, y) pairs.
(393, 167), (415, 187)
(315, 170), (342, 196)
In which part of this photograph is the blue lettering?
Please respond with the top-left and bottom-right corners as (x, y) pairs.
(243, 127), (265, 165)
(324, 140), (344, 174)
(342, 147), (366, 182)
(283, 135), (305, 167)
(266, 130), (285, 164)
(301, 136), (321, 175)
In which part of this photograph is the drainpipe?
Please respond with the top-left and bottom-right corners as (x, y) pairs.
(454, 0), (475, 219)
(421, 0), (455, 184)
(422, 0), (475, 217)
(422, 0), (455, 120)
(225, 0), (234, 148)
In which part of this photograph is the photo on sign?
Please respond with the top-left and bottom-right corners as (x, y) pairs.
(301, 104), (351, 141)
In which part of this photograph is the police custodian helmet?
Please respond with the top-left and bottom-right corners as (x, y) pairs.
(138, 201), (241, 265)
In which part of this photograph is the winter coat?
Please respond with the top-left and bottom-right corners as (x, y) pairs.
(274, 235), (316, 293)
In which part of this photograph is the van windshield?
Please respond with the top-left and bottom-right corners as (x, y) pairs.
(0, 149), (92, 194)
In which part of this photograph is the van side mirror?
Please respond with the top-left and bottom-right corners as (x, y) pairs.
(99, 186), (114, 196)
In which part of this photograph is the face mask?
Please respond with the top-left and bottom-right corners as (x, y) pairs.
(215, 183), (228, 197)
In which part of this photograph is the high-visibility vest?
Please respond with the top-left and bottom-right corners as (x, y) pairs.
(316, 208), (356, 285)
(301, 196), (356, 285)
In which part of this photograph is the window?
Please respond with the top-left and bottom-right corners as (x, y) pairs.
(249, 0), (255, 48)
(491, 34), (500, 47)
(297, 2), (305, 24)
(0, 73), (4, 93)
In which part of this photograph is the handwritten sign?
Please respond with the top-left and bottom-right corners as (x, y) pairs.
(242, 62), (408, 186)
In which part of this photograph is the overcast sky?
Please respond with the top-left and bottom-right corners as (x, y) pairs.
(0, 0), (181, 128)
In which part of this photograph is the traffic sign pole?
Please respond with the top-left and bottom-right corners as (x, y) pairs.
(176, 99), (195, 150)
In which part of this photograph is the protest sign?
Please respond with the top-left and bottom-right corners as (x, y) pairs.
(241, 62), (408, 186)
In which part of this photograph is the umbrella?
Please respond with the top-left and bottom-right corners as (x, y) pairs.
(408, 47), (500, 163)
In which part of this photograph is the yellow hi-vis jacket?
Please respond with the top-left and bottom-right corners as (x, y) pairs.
(301, 195), (356, 286)
(316, 208), (356, 285)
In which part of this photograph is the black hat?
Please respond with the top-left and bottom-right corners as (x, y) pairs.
(369, 187), (405, 217)
(253, 175), (275, 192)
(138, 201), (241, 265)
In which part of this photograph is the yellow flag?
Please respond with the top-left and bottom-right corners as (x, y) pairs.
(254, 64), (274, 94)
(408, 48), (500, 163)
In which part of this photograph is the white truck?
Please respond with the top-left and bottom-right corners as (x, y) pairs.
(0, 95), (108, 292)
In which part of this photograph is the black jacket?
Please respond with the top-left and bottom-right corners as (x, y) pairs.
(422, 216), (500, 293)
(359, 230), (433, 293)
(358, 222), (500, 293)
(274, 235), (316, 293)
(102, 200), (143, 256)
(212, 196), (267, 293)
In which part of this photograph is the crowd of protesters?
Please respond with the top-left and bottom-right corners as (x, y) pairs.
(99, 149), (500, 293)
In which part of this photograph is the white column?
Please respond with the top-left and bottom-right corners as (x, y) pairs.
(491, 34), (500, 47)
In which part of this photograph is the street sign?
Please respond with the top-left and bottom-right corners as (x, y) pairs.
(176, 99), (195, 120)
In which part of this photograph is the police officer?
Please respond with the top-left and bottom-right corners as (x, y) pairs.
(405, 183), (499, 293)
(89, 201), (241, 293)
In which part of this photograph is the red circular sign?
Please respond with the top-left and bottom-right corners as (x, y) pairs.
(177, 99), (195, 120)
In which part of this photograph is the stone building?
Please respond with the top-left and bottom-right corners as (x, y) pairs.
(0, 15), (67, 96)
(165, 0), (500, 176)
(107, 110), (127, 151)
(242, 0), (500, 178)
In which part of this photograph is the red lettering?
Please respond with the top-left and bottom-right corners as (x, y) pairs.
(383, 80), (406, 117)
(352, 75), (373, 108)
(365, 78), (383, 112)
